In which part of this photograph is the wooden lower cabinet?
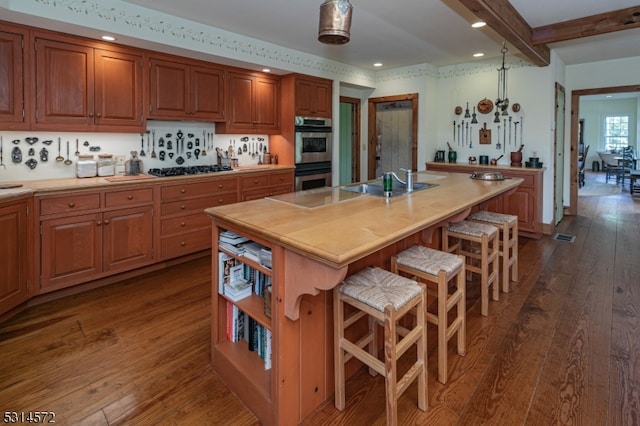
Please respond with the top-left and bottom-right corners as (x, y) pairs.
(241, 170), (294, 201)
(158, 177), (238, 260)
(38, 187), (154, 293)
(0, 198), (32, 315)
(426, 163), (544, 238)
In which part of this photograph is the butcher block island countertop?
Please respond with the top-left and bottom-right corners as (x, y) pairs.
(204, 170), (522, 426)
(205, 171), (522, 270)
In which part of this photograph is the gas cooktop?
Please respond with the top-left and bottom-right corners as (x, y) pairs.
(147, 165), (233, 177)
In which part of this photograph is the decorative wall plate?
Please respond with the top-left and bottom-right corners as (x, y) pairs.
(512, 103), (521, 112)
(477, 98), (494, 114)
(454, 106), (463, 115)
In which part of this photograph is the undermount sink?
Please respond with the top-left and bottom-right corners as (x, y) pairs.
(340, 180), (437, 197)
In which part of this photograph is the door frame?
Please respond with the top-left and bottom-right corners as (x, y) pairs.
(567, 84), (640, 215)
(340, 96), (361, 184)
(367, 93), (418, 179)
(554, 82), (565, 225)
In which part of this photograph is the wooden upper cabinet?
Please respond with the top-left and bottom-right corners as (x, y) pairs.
(148, 55), (225, 121)
(216, 69), (280, 134)
(295, 77), (332, 118)
(94, 48), (144, 127)
(0, 24), (28, 129)
(33, 33), (144, 132)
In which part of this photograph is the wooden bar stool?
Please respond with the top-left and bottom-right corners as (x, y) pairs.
(391, 245), (466, 384)
(442, 220), (499, 317)
(334, 266), (428, 425)
(469, 210), (518, 293)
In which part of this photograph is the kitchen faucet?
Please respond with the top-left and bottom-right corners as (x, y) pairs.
(388, 168), (414, 192)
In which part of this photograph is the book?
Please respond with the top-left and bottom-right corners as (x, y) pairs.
(218, 252), (237, 294)
(224, 279), (252, 302)
(219, 230), (250, 245)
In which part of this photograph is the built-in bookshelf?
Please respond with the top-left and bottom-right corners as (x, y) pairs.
(212, 226), (275, 424)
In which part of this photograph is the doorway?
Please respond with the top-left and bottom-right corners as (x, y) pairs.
(339, 96), (361, 185)
(554, 83), (566, 225)
(367, 94), (418, 179)
(567, 84), (640, 215)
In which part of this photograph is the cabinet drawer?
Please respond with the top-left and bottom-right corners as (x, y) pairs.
(105, 187), (153, 207)
(161, 230), (211, 259)
(269, 171), (294, 187)
(241, 174), (270, 189)
(161, 193), (237, 217)
(39, 193), (101, 216)
(161, 213), (211, 236)
(161, 178), (237, 201)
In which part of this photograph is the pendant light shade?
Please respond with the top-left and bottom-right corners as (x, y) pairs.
(318, 0), (353, 44)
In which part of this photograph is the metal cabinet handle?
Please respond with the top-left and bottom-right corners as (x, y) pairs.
(128, 195), (134, 200)
(68, 202), (75, 208)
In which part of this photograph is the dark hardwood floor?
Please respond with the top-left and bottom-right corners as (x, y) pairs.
(1, 171), (638, 425)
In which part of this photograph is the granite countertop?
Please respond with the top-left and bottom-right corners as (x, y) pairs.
(205, 171), (523, 268)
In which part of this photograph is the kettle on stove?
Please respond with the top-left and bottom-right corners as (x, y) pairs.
(125, 151), (143, 175)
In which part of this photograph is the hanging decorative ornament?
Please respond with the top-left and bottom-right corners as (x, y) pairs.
(495, 41), (510, 116)
(318, 0), (353, 44)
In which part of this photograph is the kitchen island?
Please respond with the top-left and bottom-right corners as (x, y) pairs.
(205, 170), (522, 425)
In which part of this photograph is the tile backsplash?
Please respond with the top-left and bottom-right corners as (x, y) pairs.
(0, 121), (270, 181)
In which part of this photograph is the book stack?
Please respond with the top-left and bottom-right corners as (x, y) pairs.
(227, 302), (272, 370)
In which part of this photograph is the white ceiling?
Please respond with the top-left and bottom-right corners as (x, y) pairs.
(118, 0), (640, 70)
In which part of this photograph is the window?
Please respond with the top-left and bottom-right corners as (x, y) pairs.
(604, 115), (629, 151)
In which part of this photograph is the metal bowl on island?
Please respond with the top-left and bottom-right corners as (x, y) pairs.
(470, 171), (506, 181)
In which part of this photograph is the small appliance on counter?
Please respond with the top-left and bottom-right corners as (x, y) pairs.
(125, 151), (143, 175)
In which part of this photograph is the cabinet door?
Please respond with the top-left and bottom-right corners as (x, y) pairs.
(0, 27), (27, 129)
(40, 213), (102, 292)
(295, 78), (331, 118)
(255, 75), (280, 131)
(191, 64), (225, 120)
(103, 206), (153, 273)
(94, 48), (144, 128)
(0, 201), (29, 315)
(504, 188), (535, 233)
(148, 57), (190, 118)
(225, 71), (255, 130)
(34, 37), (94, 127)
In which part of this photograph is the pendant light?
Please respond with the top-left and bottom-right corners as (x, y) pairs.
(318, 0), (353, 44)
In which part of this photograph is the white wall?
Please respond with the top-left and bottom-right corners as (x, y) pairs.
(1, 123), (269, 181)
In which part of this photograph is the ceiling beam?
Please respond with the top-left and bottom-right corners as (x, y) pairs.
(532, 6), (640, 45)
(457, 0), (550, 67)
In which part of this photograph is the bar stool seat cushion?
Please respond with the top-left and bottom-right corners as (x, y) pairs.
(340, 267), (422, 312)
(469, 210), (517, 226)
(395, 245), (463, 276)
(448, 220), (498, 238)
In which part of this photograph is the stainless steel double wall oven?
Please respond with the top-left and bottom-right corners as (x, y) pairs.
(294, 116), (332, 191)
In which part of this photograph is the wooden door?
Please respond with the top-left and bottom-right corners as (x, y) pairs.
(0, 201), (29, 315)
(0, 27), (27, 129)
(191, 64), (225, 120)
(102, 206), (153, 273)
(40, 213), (102, 292)
(148, 57), (190, 119)
(255, 75), (279, 131)
(34, 37), (95, 127)
(94, 48), (144, 128)
(225, 71), (255, 130)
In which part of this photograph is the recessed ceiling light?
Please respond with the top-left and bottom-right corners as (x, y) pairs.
(473, 52), (485, 58)
(262, 68), (271, 73)
(471, 21), (486, 28)
(101, 35), (116, 41)
(373, 62), (383, 67)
